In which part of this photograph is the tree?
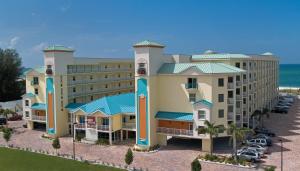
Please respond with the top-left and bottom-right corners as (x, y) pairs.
(3, 128), (12, 145)
(52, 137), (61, 154)
(0, 48), (23, 102)
(0, 109), (11, 127)
(227, 123), (252, 161)
(191, 158), (201, 171)
(125, 148), (133, 166)
(198, 120), (224, 155)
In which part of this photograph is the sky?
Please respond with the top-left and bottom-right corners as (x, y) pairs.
(0, 0), (300, 67)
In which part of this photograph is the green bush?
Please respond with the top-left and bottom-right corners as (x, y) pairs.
(52, 137), (61, 153)
(125, 148), (133, 165)
(264, 166), (276, 171)
(96, 138), (109, 145)
(191, 158), (201, 171)
(75, 133), (85, 141)
(3, 128), (12, 143)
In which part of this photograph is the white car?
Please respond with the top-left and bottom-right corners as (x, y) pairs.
(238, 147), (264, 156)
(246, 138), (268, 146)
(247, 144), (268, 154)
(237, 151), (260, 162)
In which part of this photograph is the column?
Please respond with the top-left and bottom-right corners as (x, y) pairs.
(121, 130), (123, 141)
(126, 130), (128, 139)
(202, 138), (212, 153)
(109, 117), (112, 145)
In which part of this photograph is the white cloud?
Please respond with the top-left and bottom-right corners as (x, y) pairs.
(32, 42), (48, 53)
(8, 36), (20, 48)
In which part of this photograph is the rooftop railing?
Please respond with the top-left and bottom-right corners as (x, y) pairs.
(157, 127), (193, 136)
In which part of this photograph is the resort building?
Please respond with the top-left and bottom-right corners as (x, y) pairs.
(23, 46), (134, 138)
(133, 41), (279, 151)
(23, 41), (279, 151)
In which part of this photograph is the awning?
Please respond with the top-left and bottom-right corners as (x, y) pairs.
(31, 103), (46, 110)
(155, 111), (193, 121)
(193, 99), (213, 108)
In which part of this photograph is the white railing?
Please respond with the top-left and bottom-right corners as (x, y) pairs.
(227, 83), (234, 89)
(122, 122), (136, 129)
(236, 81), (242, 87)
(68, 77), (134, 86)
(236, 108), (242, 114)
(157, 127), (193, 136)
(243, 79), (248, 84)
(31, 115), (46, 121)
(68, 68), (133, 74)
(227, 112), (234, 120)
(75, 123), (85, 129)
(227, 98), (234, 104)
(236, 95), (242, 100)
(97, 125), (109, 131)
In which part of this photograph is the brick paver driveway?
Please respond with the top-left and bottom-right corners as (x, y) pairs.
(5, 98), (300, 171)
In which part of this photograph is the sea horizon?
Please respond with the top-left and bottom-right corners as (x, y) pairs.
(280, 64), (300, 88)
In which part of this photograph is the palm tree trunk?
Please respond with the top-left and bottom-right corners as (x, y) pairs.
(233, 133), (237, 161)
(210, 134), (213, 156)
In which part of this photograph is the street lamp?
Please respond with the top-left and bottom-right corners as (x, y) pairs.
(73, 122), (77, 160)
(279, 139), (283, 171)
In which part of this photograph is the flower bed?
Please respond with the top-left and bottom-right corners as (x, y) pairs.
(198, 154), (256, 168)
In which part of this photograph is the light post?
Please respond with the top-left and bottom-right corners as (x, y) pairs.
(73, 122), (77, 160)
(279, 139), (283, 171)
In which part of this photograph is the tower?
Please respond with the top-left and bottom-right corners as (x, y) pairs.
(133, 40), (165, 149)
(43, 45), (74, 136)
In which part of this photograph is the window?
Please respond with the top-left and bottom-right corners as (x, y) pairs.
(129, 64), (132, 68)
(228, 91), (233, 98)
(218, 109), (224, 118)
(90, 96), (93, 101)
(218, 78), (224, 87)
(102, 118), (109, 125)
(137, 63), (146, 75)
(218, 94), (224, 102)
(118, 64), (121, 68)
(236, 88), (240, 95)
(228, 77), (233, 83)
(33, 77), (39, 85)
(189, 93), (196, 102)
(118, 74), (120, 78)
(236, 75), (240, 81)
(198, 110), (206, 120)
(47, 65), (52, 69)
(130, 116), (135, 120)
(130, 81), (133, 86)
(90, 85), (93, 91)
(236, 115), (241, 121)
(90, 75), (93, 80)
(105, 75), (108, 79)
(118, 83), (121, 87)
(73, 98), (76, 103)
(129, 73), (132, 77)
(243, 74), (247, 80)
(187, 78), (197, 89)
(25, 111), (29, 117)
(25, 100), (29, 106)
(73, 87), (76, 93)
(72, 76), (76, 81)
(243, 98), (246, 104)
(34, 88), (38, 95)
(235, 63), (240, 68)
(105, 84), (108, 88)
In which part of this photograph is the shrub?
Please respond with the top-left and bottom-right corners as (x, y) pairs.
(96, 138), (109, 145)
(191, 158), (201, 171)
(75, 133), (85, 141)
(264, 166), (276, 171)
(3, 128), (12, 143)
(52, 137), (61, 153)
(125, 148), (133, 165)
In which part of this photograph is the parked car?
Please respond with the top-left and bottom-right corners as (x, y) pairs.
(237, 151), (260, 162)
(254, 128), (276, 137)
(278, 102), (292, 106)
(238, 147), (264, 156)
(255, 134), (272, 144)
(247, 144), (268, 154)
(272, 107), (288, 114)
(0, 116), (7, 125)
(247, 138), (271, 146)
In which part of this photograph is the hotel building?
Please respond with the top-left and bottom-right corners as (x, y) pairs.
(23, 46), (135, 141)
(23, 41), (279, 151)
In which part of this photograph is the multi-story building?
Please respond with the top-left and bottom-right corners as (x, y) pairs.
(133, 40), (279, 151)
(23, 45), (135, 138)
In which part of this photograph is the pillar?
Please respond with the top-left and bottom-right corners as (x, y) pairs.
(27, 121), (34, 130)
(109, 117), (112, 145)
(121, 130), (123, 141)
(126, 130), (128, 139)
(157, 134), (167, 146)
(202, 138), (212, 153)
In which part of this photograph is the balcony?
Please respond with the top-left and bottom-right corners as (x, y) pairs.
(137, 68), (146, 75)
(97, 125), (109, 131)
(75, 124), (109, 131)
(236, 108), (242, 114)
(236, 95), (242, 101)
(122, 122), (136, 130)
(227, 112), (234, 121)
(236, 81), (242, 87)
(31, 81), (39, 85)
(185, 83), (198, 89)
(243, 117), (249, 123)
(243, 92), (247, 96)
(227, 98), (234, 105)
(227, 83), (234, 89)
(46, 68), (53, 75)
(31, 115), (46, 122)
(157, 127), (193, 136)
(243, 79), (248, 84)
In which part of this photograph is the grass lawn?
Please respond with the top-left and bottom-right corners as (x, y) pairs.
(0, 147), (125, 171)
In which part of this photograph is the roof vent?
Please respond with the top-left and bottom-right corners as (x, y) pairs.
(204, 50), (217, 54)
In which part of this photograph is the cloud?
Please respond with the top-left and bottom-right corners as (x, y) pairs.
(32, 42), (48, 53)
(8, 36), (20, 48)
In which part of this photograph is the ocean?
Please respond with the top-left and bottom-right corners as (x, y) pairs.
(280, 64), (300, 88)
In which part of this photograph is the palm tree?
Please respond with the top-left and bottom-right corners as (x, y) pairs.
(251, 110), (261, 128)
(227, 123), (252, 161)
(0, 109), (11, 127)
(198, 120), (224, 155)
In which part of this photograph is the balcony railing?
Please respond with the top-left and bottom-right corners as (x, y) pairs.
(227, 112), (234, 120)
(31, 115), (46, 121)
(185, 83), (198, 89)
(236, 95), (242, 101)
(75, 124), (109, 131)
(227, 83), (234, 89)
(243, 117), (249, 123)
(75, 123), (85, 129)
(227, 98), (234, 105)
(243, 79), (248, 84)
(236, 81), (242, 87)
(97, 125), (109, 131)
(243, 92), (247, 96)
(157, 127), (193, 136)
(122, 122), (136, 129)
(31, 81), (39, 85)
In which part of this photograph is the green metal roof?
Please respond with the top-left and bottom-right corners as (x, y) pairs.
(133, 40), (164, 48)
(43, 45), (74, 52)
(31, 103), (46, 110)
(158, 63), (245, 74)
(192, 53), (250, 60)
(155, 111), (193, 121)
(194, 99), (213, 108)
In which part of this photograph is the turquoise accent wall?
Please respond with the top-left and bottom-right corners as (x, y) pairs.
(136, 78), (149, 146)
(46, 77), (55, 134)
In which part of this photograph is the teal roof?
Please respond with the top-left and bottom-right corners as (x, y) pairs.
(158, 63), (245, 74)
(72, 93), (135, 116)
(65, 103), (85, 111)
(194, 99), (213, 108)
(133, 40), (164, 48)
(31, 103), (46, 110)
(192, 53), (250, 60)
(24, 66), (44, 75)
(44, 45), (74, 52)
(22, 93), (36, 98)
(155, 111), (193, 121)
